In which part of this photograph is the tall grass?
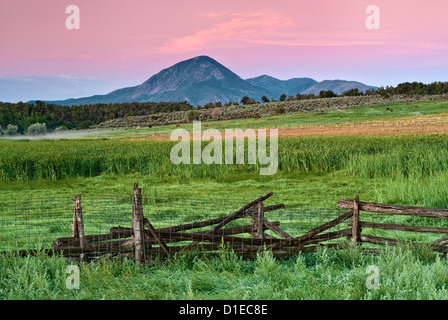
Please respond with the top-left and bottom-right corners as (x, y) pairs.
(1, 135), (448, 182)
(280, 135), (448, 179)
(2, 246), (448, 300)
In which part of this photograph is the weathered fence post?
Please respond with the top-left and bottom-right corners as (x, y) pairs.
(73, 195), (85, 261)
(351, 195), (361, 245)
(132, 183), (145, 264)
(251, 201), (265, 239)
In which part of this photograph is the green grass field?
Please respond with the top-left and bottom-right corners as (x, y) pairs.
(19, 99), (448, 140)
(1, 99), (448, 300)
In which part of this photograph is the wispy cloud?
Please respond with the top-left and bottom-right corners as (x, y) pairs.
(158, 10), (294, 53)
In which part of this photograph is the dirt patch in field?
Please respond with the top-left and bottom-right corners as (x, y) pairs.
(277, 113), (448, 137)
(131, 113), (448, 141)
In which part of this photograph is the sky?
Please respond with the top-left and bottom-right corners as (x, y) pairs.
(0, 0), (447, 102)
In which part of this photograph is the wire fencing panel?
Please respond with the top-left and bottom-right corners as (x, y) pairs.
(0, 193), (348, 258)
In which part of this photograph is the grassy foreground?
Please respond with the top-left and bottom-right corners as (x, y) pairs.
(1, 244), (448, 300)
(1, 100), (448, 300)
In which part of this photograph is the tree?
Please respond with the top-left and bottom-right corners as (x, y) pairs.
(318, 90), (337, 98)
(203, 102), (215, 109)
(261, 96), (270, 103)
(342, 88), (362, 97)
(365, 88), (377, 96)
(240, 96), (255, 105)
(78, 120), (92, 130)
(187, 110), (199, 122)
(279, 93), (287, 101)
(4, 124), (18, 136)
(26, 123), (47, 136)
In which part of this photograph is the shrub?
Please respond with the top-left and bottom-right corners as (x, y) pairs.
(54, 125), (68, 132)
(4, 124), (19, 136)
(187, 110), (199, 122)
(211, 108), (222, 118)
(78, 120), (92, 130)
(26, 123), (47, 136)
(275, 105), (285, 114)
(201, 111), (210, 120)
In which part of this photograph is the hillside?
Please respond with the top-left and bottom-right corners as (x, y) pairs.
(92, 95), (445, 129)
(41, 56), (376, 107)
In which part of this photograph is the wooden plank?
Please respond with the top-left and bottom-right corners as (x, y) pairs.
(109, 223), (260, 241)
(262, 219), (293, 239)
(304, 228), (352, 246)
(349, 221), (448, 234)
(53, 238), (138, 254)
(360, 235), (448, 253)
(179, 192), (274, 253)
(338, 199), (448, 218)
(148, 229), (295, 247)
(132, 183), (146, 264)
(294, 210), (353, 243)
(143, 218), (171, 258)
(56, 229), (133, 246)
(432, 235), (448, 246)
(351, 195), (361, 245)
(154, 204), (283, 234)
(360, 234), (401, 246)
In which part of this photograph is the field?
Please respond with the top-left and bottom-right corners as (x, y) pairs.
(1, 98), (448, 300)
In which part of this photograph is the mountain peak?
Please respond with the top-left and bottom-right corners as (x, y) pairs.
(132, 55), (250, 102)
(40, 56), (377, 107)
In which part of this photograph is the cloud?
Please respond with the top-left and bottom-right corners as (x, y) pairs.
(158, 10), (294, 53)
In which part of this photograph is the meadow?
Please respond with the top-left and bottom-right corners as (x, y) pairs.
(1, 98), (448, 300)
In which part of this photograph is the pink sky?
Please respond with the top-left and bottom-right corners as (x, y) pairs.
(1, 0), (447, 98)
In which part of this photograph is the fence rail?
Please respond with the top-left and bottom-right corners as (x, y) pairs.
(338, 197), (448, 253)
(2, 185), (448, 263)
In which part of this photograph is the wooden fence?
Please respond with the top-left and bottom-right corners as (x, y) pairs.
(338, 197), (448, 254)
(51, 183), (355, 263)
(7, 185), (448, 263)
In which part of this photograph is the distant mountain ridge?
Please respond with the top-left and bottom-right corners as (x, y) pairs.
(245, 75), (318, 98)
(41, 56), (377, 107)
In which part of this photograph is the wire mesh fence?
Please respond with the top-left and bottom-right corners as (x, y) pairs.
(0, 191), (350, 261)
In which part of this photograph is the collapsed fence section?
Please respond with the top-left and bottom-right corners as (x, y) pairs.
(51, 185), (351, 263)
(0, 184), (349, 262)
(4, 184), (448, 264)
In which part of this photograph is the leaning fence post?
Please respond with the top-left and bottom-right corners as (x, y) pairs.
(73, 195), (85, 261)
(351, 195), (361, 245)
(132, 183), (145, 264)
(251, 201), (265, 240)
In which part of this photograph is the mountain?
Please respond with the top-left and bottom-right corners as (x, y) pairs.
(41, 56), (377, 107)
(246, 75), (317, 98)
(44, 56), (266, 107)
(301, 80), (377, 95)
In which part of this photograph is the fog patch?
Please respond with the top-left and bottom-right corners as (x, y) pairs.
(0, 128), (120, 140)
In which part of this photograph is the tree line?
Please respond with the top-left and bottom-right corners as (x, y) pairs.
(238, 81), (448, 105)
(0, 81), (447, 134)
(0, 100), (193, 134)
